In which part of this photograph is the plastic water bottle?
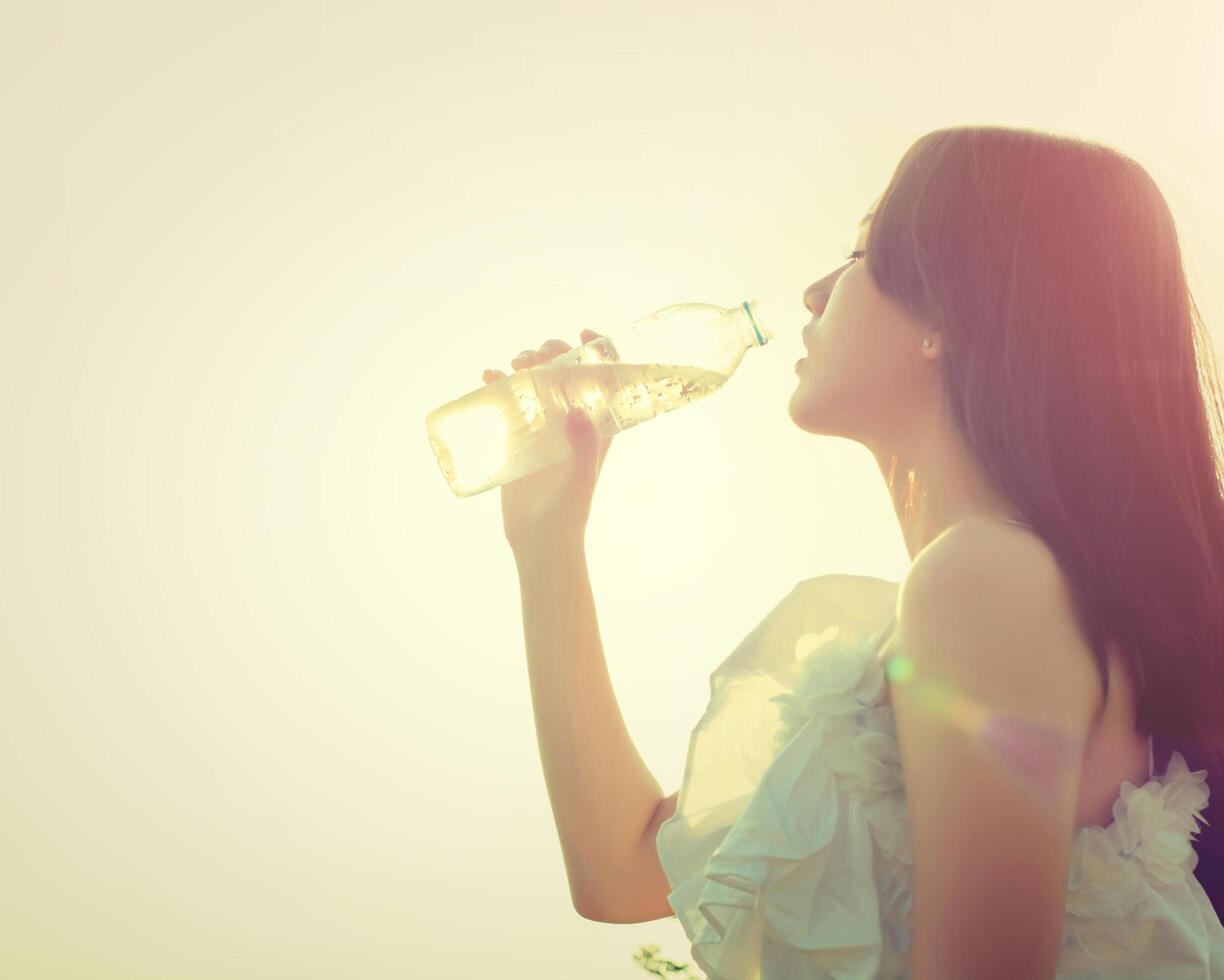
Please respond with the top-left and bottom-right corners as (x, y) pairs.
(425, 299), (774, 497)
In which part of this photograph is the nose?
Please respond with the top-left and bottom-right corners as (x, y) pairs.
(803, 283), (824, 316)
(802, 258), (854, 317)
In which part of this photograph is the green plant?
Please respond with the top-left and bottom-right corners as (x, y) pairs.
(630, 943), (702, 978)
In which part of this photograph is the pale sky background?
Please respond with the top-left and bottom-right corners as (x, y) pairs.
(2, 1), (1223, 977)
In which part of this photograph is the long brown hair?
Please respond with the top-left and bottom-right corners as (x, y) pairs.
(868, 126), (1224, 914)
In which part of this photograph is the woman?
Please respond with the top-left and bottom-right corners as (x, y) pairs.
(482, 125), (1224, 977)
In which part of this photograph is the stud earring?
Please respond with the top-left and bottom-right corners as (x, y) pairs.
(922, 338), (933, 349)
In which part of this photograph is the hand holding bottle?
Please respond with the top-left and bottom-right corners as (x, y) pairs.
(481, 329), (616, 555)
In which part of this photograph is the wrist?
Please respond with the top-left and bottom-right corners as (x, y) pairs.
(511, 533), (586, 568)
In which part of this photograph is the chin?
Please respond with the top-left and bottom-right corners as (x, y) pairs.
(788, 384), (853, 439)
(787, 389), (824, 435)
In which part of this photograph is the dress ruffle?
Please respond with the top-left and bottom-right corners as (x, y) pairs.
(1061, 754), (1212, 968)
(655, 574), (1220, 979)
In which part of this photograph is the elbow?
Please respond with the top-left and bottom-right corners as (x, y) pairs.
(572, 888), (617, 922)
(569, 880), (609, 922)
(572, 893), (674, 924)
(573, 898), (608, 922)
(570, 888), (637, 923)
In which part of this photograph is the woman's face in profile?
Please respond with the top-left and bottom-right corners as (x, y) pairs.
(788, 197), (942, 443)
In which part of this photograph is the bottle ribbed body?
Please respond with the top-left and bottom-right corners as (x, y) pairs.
(426, 300), (772, 497)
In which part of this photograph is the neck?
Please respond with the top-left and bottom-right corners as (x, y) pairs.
(869, 414), (1025, 563)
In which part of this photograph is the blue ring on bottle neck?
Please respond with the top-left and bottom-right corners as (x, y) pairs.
(742, 300), (765, 345)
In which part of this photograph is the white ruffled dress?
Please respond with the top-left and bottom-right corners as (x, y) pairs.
(656, 574), (1224, 978)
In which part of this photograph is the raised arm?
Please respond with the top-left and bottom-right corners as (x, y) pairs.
(513, 538), (674, 921)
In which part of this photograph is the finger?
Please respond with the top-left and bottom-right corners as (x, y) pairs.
(513, 342), (567, 372)
(482, 368), (506, 383)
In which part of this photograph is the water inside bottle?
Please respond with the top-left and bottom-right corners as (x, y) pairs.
(427, 359), (728, 496)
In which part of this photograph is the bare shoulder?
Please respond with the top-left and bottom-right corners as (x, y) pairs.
(903, 516), (1068, 621)
(910, 515), (1056, 585)
(896, 517), (1102, 732)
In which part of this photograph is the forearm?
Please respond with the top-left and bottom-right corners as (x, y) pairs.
(513, 538), (664, 914)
